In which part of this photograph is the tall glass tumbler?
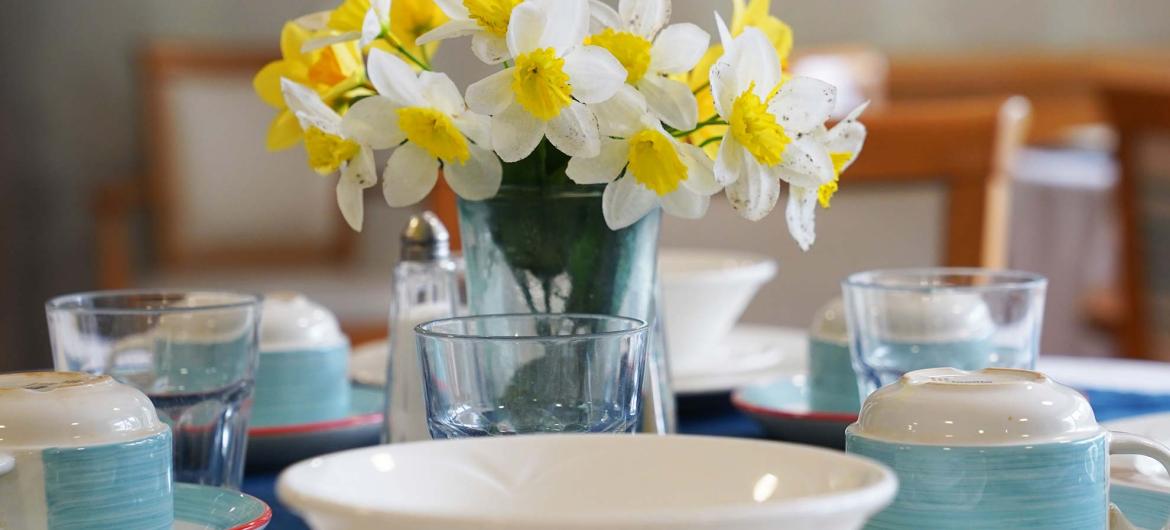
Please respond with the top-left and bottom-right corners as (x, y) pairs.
(46, 290), (261, 489)
(843, 268), (1047, 398)
(416, 314), (648, 439)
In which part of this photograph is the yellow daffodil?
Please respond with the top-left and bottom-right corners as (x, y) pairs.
(787, 101), (868, 250)
(566, 87), (721, 229)
(299, 0), (446, 69)
(464, 0), (627, 162)
(708, 14), (837, 243)
(281, 79), (378, 231)
(417, 0), (525, 65)
(343, 48), (502, 208)
(586, 0), (710, 130)
(254, 22), (364, 151)
(686, 0), (794, 157)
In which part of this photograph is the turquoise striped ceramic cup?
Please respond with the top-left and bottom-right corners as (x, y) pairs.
(808, 298), (860, 413)
(0, 372), (173, 530)
(846, 367), (1170, 530)
(252, 293), (351, 427)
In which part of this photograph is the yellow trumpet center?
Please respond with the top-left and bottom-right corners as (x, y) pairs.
(729, 82), (789, 166)
(817, 151), (854, 208)
(304, 127), (361, 175)
(585, 29), (652, 84)
(627, 129), (687, 196)
(512, 47), (572, 121)
(307, 46), (349, 87)
(397, 107), (470, 163)
(464, 0), (522, 36)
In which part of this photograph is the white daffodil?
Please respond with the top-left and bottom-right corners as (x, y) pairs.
(416, 0), (522, 65)
(708, 14), (837, 225)
(300, 0), (391, 51)
(566, 86), (721, 229)
(586, 0), (709, 130)
(464, 0), (627, 162)
(786, 101), (868, 250)
(281, 78), (377, 231)
(341, 48), (502, 210)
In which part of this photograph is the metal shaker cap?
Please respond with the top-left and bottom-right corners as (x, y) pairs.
(400, 211), (450, 261)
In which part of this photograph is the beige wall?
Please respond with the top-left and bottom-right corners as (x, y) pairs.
(2, 0), (1168, 370)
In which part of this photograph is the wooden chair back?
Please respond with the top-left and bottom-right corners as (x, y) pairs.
(1104, 75), (1170, 360)
(140, 42), (354, 272)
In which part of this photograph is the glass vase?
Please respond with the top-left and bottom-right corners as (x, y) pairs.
(457, 184), (675, 433)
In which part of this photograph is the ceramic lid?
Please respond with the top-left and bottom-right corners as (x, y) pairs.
(851, 367), (1101, 446)
(155, 291), (258, 343)
(867, 291), (994, 343)
(0, 372), (167, 448)
(810, 297), (848, 344)
(260, 292), (347, 352)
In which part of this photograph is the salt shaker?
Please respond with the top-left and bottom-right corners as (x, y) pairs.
(384, 211), (462, 443)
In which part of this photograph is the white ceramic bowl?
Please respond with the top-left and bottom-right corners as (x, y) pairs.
(660, 249), (777, 374)
(278, 435), (896, 530)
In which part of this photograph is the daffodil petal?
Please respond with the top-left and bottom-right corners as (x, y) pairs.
(433, 0), (470, 19)
(367, 48), (426, 107)
(340, 96), (405, 149)
(465, 67), (516, 115)
(419, 71), (464, 116)
(588, 0), (621, 31)
(676, 142), (721, 196)
(563, 45), (627, 104)
(661, 187), (710, 220)
(649, 23), (710, 74)
(825, 101), (869, 171)
(384, 143), (440, 207)
(506, 1), (545, 57)
(637, 75), (699, 130)
(491, 103), (547, 162)
(336, 173), (366, 231)
(254, 61), (295, 108)
(417, 18), (480, 45)
(546, 101), (601, 158)
(266, 111), (303, 151)
(443, 143), (502, 201)
(567, 138), (630, 184)
(715, 12), (733, 50)
(281, 79), (341, 133)
(714, 135), (745, 186)
(454, 112), (492, 147)
(301, 31), (361, 53)
(537, 0), (589, 55)
(740, 28), (782, 98)
(344, 146), (379, 188)
(603, 176), (659, 230)
(769, 76), (837, 134)
(471, 33), (512, 64)
(785, 184), (818, 251)
(726, 155), (780, 221)
(359, 5), (384, 48)
(619, 0), (669, 39)
(778, 135), (835, 186)
(590, 85), (647, 137)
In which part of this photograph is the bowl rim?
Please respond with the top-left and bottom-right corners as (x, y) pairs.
(276, 434), (897, 528)
(658, 248), (779, 284)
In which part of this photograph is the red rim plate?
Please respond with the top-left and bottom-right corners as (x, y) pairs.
(249, 412), (383, 437)
(731, 390), (858, 424)
(229, 503), (273, 530)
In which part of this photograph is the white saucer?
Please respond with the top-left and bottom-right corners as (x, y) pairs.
(671, 325), (807, 396)
(350, 340), (389, 387)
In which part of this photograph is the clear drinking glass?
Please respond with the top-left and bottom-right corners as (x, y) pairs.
(842, 268), (1047, 398)
(416, 314), (649, 439)
(46, 290), (261, 489)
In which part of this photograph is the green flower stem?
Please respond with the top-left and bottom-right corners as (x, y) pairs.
(699, 135), (723, 148)
(670, 116), (728, 138)
(692, 81), (710, 95)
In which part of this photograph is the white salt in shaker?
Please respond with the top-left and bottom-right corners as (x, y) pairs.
(384, 212), (463, 443)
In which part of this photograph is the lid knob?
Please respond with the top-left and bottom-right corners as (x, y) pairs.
(400, 211), (450, 261)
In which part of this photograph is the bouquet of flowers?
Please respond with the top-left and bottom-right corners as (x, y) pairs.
(254, 0), (867, 251)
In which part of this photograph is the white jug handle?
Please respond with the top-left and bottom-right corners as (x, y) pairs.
(0, 452), (13, 476)
(1110, 431), (1170, 475)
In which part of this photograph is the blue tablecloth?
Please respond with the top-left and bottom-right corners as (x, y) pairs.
(242, 389), (1170, 530)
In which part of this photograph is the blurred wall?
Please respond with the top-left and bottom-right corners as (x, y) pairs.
(2, 0), (1169, 371)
